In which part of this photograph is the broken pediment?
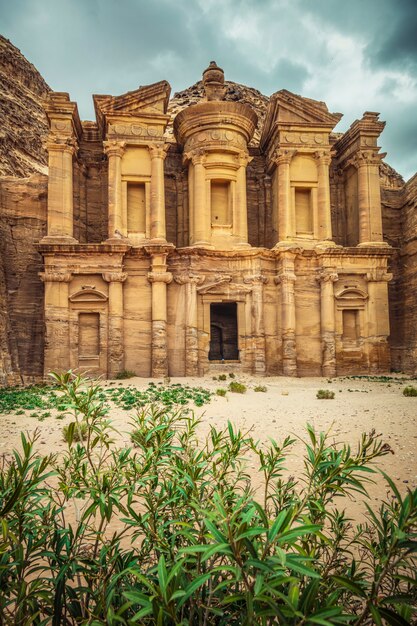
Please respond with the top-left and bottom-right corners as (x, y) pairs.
(261, 89), (342, 151)
(93, 80), (171, 133)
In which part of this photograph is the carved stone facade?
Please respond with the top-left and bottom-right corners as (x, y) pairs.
(2, 54), (416, 382)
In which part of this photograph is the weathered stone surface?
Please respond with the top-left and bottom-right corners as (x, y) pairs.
(0, 36), (50, 177)
(0, 44), (416, 383)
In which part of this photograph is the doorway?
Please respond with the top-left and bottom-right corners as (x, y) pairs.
(209, 302), (239, 360)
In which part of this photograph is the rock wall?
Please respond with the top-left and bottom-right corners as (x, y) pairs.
(0, 35), (50, 177)
(0, 175), (47, 384)
(393, 174), (417, 373)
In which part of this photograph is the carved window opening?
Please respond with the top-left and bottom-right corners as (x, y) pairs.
(295, 188), (313, 235)
(127, 183), (146, 234)
(78, 313), (100, 364)
(209, 302), (239, 360)
(211, 180), (231, 226)
(342, 309), (359, 341)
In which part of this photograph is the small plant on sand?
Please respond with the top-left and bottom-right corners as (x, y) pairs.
(228, 372), (235, 378)
(316, 388), (335, 399)
(403, 385), (417, 397)
(218, 373), (227, 381)
(229, 381), (246, 393)
(62, 420), (88, 442)
(216, 388), (227, 397)
(115, 369), (136, 379)
(254, 384), (267, 392)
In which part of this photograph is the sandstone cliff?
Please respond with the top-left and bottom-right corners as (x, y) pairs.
(0, 35), (50, 177)
(0, 36), (49, 384)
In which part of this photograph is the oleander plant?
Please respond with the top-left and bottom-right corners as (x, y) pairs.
(0, 371), (416, 625)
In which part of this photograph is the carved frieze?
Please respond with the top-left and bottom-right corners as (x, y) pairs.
(108, 122), (164, 139)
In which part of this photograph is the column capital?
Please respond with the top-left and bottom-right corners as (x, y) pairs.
(190, 148), (207, 166)
(272, 148), (296, 167)
(316, 270), (338, 284)
(47, 136), (78, 156)
(148, 143), (169, 160)
(365, 270), (393, 283)
(346, 149), (384, 170)
(103, 140), (126, 158)
(274, 272), (296, 285)
(314, 150), (332, 166)
(174, 272), (205, 286)
(102, 271), (128, 283)
(243, 273), (268, 285)
(39, 271), (72, 283)
(236, 151), (252, 168)
(148, 271), (173, 284)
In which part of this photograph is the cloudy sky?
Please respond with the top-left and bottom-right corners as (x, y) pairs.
(1, 0), (416, 179)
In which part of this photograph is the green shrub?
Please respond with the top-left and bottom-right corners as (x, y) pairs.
(316, 388), (335, 399)
(228, 372), (235, 378)
(254, 384), (267, 392)
(218, 373), (227, 381)
(229, 381), (247, 393)
(115, 369), (137, 379)
(216, 388), (227, 396)
(403, 385), (417, 397)
(0, 371), (415, 625)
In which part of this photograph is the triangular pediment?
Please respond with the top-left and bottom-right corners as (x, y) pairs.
(274, 90), (342, 126)
(261, 89), (342, 150)
(94, 81), (171, 128)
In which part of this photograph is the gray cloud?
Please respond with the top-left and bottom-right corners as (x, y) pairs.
(0, 0), (415, 178)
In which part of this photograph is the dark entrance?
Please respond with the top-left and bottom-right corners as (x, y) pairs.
(209, 302), (239, 360)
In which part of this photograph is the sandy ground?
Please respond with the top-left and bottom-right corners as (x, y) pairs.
(1, 373), (416, 520)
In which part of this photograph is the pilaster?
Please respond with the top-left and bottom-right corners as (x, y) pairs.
(315, 151), (333, 243)
(275, 253), (297, 376)
(234, 152), (252, 247)
(102, 271), (127, 377)
(316, 269), (338, 377)
(243, 274), (268, 374)
(273, 149), (296, 245)
(175, 273), (204, 376)
(104, 140), (126, 240)
(147, 253), (173, 377)
(39, 271), (72, 375)
(149, 144), (169, 241)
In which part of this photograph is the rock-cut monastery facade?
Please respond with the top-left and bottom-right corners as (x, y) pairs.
(36, 61), (402, 379)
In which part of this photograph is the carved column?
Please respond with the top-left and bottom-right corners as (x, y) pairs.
(316, 151), (333, 242)
(234, 152), (251, 246)
(275, 254), (297, 376)
(175, 273), (204, 376)
(355, 150), (384, 245)
(273, 149), (295, 244)
(365, 269), (392, 372)
(191, 151), (210, 246)
(244, 274), (268, 374)
(317, 270), (338, 377)
(149, 144), (168, 241)
(45, 137), (77, 241)
(104, 140), (126, 239)
(148, 258), (173, 377)
(39, 271), (72, 375)
(102, 271), (127, 378)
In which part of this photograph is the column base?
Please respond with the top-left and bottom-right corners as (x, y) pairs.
(274, 241), (299, 251)
(190, 241), (214, 249)
(233, 242), (252, 250)
(39, 234), (78, 245)
(357, 241), (390, 248)
(105, 235), (131, 245)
